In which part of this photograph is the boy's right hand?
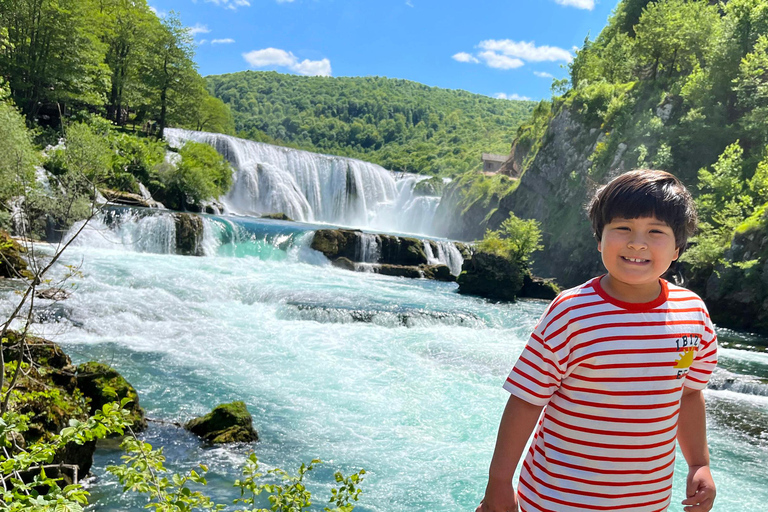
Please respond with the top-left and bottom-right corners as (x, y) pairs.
(475, 476), (518, 512)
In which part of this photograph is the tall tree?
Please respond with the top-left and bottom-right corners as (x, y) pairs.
(141, 12), (197, 138)
(0, 0), (108, 121)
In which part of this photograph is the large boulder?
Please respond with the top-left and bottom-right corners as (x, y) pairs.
(0, 231), (30, 279)
(520, 273), (561, 300)
(174, 213), (204, 256)
(184, 401), (259, 444)
(457, 251), (526, 301)
(2, 332), (93, 477)
(76, 361), (147, 432)
(311, 229), (429, 266)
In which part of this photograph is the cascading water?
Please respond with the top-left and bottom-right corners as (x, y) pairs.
(164, 129), (441, 236)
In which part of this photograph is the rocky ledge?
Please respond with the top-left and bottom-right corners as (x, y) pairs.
(0, 230), (31, 279)
(2, 331), (145, 481)
(311, 229), (470, 281)
(457, 250), (560, 302)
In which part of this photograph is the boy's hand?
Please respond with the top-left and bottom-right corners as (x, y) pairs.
(681, 465), (716, 512)
(476, 475), (518, 512)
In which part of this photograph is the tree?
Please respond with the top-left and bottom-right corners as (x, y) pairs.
(477, 213), (543, 266)
(0, 0), (109, 121)
(155, 141), (233, 210)
(190, 94), (236, 134)
(141, 12), (198, 138)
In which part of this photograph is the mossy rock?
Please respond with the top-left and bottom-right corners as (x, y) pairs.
(520, 273), (560, 300)
(456, 250), (526, 301)
(413, 176), (445, 197)
(173, 213), (204, 256)
(261, 213), (295, 221)
(75, 361), (147, 432)
(0, 231), (31, 279)
(184, 401), (259, 444)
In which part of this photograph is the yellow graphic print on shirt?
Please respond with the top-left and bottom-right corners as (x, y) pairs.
(674, 348), (695, 369)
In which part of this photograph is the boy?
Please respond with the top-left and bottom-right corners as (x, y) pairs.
(477, 170), (718, 512)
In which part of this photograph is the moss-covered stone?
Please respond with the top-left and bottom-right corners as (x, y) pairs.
(456, 250), (526, 301)
(0, 230), (31, 279)
(520, 273), (561, 300)
(2, 332), (93, 476)
(174, 212), (204, 256)
(260, 213), (295, 221)
(75, 361), (147, 432)
(184, 401), (259, 444)
(413, 176), (445, 197)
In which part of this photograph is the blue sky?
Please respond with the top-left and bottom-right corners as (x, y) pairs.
(149, 0), (621, 101)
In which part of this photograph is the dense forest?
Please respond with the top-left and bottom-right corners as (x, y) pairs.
(207, 72), (535, 176)
(0, 0), (234, 136)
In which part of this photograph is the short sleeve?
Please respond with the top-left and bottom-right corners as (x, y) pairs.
(684, 304), (718, 390)
(503, 303), (568, 406)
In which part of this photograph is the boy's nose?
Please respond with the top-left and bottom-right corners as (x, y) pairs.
(627, 238), (648, 250)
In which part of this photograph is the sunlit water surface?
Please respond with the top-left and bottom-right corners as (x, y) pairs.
(6, 223), (768, 511)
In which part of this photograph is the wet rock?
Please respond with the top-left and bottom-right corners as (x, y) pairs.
(174, 212), (204, 256)
(261, 213), (295, 221)
(35, 287), (71, 301)
(520, 274), (560, 300)
(412, 176), (445, 197)
(102, 188), (160, 208)
(0, 231), (30, 279)
(76, 361), (147, 432)
(331, 257), (357, 271)
(456, 251), (526, 301)
(311, 229), (428, 266)
(184, 401), (259, 444)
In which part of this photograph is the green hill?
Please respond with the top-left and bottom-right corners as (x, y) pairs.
(206, 71), (535, 176)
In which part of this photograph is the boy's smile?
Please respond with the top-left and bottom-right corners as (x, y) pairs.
(598, 216), (680, 302)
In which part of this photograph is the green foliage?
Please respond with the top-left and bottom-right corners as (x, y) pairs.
(155, 141), (233, 210)
(0, 99), (38, 211)
(207, 72), (535, 177)
(478, 213), (543, 266)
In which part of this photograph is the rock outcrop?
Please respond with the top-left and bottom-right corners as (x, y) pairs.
(260, 213), (295, 221)
(0, 231), (30, 279)
(457, 251), (560, 302)
(76, 361), (147, 432)
(174, 212), (204, 256)
(184, 401), (259, 444)
(312, 229), (464, 281)
(101, 189), (162, 208)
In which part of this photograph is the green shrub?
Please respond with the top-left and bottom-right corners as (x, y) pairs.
(477, 212), (543, 266)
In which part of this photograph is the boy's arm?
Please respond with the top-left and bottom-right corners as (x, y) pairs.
(678, 387), (716, 512)
(476, 395), (544, 512)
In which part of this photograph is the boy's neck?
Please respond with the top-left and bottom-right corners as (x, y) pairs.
(600, 274), (663, 304)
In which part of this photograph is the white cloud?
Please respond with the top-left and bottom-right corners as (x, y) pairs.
(189, 23), (210, 36)
(406, 0), (414, 6)
(198, 39), (208, 45)
(494, 93), (532, 101)
(478, 39), (573, 62)
(478, 51), (524, 70)
(452, 52), (479, 64)
(554, 0), (595, 10)
(277, 0), (295, 3)
(212, 38), (236, 44)
(204, 0), (251, 9)
(534, 71), (555, 78)
(243, 48), (332, 76)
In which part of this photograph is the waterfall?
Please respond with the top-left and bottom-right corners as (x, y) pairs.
(355, 233), (381, 263)
(164, 129), (441, 235)
(66, 209), (176, 254)
(425, 240), (464, 276)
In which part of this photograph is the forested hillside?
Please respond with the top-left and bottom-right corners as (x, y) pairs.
(207, 72), (535, 176)
(438, 0), (768, 333)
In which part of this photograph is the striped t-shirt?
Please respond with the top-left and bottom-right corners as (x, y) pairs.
(504, 276), (718, 512)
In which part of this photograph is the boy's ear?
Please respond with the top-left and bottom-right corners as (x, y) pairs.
(673, 247), (680, 261)
(597, 240), (602, 253)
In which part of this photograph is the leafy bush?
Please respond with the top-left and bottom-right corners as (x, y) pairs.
(477, 213), (543, 266)
(154, 141), (233, 210)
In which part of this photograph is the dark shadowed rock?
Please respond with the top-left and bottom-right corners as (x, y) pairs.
(174, 213), (204, 256)
(520, 274), (560, 300)
(457, 251), (526, 301)
(261, 213), (295, 221)
(331, 257), (357, 271)
(185, 401), (259, 444)
(76, 361), (147, 432)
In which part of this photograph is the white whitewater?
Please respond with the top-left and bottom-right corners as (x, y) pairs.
(165, 129), (439, 236)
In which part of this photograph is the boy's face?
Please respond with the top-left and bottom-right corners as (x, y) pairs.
(598, 216), (679, 292)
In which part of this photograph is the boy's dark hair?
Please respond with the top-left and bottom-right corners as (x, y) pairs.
(588, 170), (697, 252)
